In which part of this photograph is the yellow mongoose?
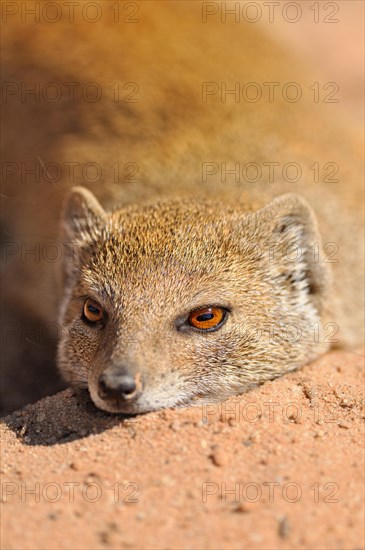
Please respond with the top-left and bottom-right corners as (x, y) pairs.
(2, 3), (363, 413)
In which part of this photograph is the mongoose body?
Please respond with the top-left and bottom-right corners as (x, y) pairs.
(2, 3), (363, 413)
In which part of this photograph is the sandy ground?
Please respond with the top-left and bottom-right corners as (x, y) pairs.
(1, 350), (364, 550)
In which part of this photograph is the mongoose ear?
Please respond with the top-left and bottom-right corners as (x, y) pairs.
(61, 186), (106, 242)
(59, 187), (107, 288)
(254, 193), (331, 313)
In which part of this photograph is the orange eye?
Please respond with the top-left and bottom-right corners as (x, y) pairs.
(83, 298), (103, 323)
(188, 306), (226, 331)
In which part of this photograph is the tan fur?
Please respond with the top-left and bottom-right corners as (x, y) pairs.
(58, 188), (337, 413)
(2, 2), (363, 413)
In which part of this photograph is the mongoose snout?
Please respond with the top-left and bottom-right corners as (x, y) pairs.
(98, 368), (142, 403)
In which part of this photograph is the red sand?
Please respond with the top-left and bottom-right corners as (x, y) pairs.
(1, 350), (364, 549)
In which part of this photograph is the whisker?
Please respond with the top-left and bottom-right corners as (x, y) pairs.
(24, 337), (54, 352)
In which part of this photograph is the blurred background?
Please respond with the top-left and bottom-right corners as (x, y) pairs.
(262, 0), (363, 126)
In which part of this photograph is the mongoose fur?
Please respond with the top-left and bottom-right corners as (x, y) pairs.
(2, 3), (363, 413)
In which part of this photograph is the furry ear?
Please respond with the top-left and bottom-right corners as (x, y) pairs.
(59, 187), (107, 287)
(254, 193), (331, 314)
(61, 186), (106, 243)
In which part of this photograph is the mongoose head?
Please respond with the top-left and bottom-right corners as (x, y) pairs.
(58, 187), (331, 414)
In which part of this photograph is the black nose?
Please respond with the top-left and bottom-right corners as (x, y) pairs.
(98, 370), (138, 401)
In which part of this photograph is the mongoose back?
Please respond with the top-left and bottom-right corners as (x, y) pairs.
(2, 2), (363, 413)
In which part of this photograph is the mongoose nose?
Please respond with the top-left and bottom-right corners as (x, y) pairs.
(98, 371), (139, 401)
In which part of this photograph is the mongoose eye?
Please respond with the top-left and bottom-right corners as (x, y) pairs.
(83, 298), (103, 323)
(188, 306), (227, 332)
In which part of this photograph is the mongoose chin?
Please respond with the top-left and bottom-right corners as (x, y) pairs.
(58, 186), (332, 414)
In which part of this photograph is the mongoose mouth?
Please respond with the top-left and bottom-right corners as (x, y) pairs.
(89, 373), (197, 415)
(89, 391), (158, 415)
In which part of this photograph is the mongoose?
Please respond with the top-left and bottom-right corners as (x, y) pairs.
(2, 2), (363, 413)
